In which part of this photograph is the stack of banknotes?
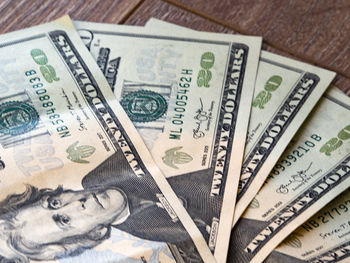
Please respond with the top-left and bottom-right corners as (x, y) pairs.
(0, 15), (349, 263)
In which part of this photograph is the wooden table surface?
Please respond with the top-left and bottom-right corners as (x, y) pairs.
(1, 0), (349, 95)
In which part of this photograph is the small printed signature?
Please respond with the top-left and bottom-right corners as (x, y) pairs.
(193, 98), (213, 139)
(62, 89), (88, 132)
(276, 162), (322, 194)
(246, 122), (262, 145)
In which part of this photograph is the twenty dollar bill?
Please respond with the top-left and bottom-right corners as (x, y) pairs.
(228, 87), (350, 263)
(74, 20), (262, 262)
(0, 16), (215, 263)
(144, 18), (336, 226)
(266, 188), (350, 263)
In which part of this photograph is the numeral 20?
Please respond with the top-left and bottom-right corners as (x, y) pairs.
(320, 125), (350, 156)
(31, 49), (59, 83)
(197, 52), (215, 88)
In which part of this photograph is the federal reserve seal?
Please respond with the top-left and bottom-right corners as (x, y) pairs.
(0, 101), (39, 135)
(120, 90), (168, 122)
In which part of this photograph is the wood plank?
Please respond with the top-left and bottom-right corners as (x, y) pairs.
(165, 0), (350, 90)
(125, 0), (350, 95)
(125, 0), (234, 33)
(0, 0), (142, 34)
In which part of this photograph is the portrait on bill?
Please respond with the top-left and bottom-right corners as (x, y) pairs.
(0, 153), (206, 262)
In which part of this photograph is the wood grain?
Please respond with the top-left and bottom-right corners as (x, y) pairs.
(0, 0), (348, 94)
(0, 0), (142, 34)
(126, 0), (350, 95)
(125, 0), (235, 33)
(164, 0), (350, 88)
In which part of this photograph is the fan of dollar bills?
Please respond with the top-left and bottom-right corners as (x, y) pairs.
(0, 15), (348, 263)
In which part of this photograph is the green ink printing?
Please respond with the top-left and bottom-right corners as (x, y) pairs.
(30, 48), (59, 83)
(320, 124), (350, 156)
(66, 141), (96, 164)
(0, 101), (39, 136)
(162, 146), (193, 169)
(120, 90), (168, 122)
(253, 75), (282, 109)
(197, 52), (215, 88)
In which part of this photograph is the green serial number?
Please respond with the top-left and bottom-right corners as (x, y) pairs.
(26, 48), (70, 138)
(302, 198), (350, 232)
(169, 69), (193, 140)
(270, 134), (322, 176)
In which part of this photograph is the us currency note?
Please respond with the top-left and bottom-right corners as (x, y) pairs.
(0, 16), (216, 263)
(74, 20), (262, 262)
(265, 188), (350, 263)
(228, 87), (350, 263)
(144, 18), (336, 225)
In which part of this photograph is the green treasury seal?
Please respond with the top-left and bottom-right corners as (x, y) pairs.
(120, 90), (168, 122)
(0, 101), (39, 136)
